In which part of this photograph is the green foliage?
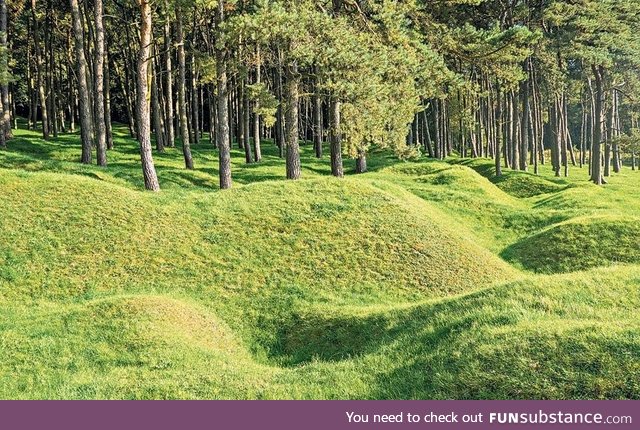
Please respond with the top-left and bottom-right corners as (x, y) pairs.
(246, 82), (278, 127)
(615, 129), (640, 157)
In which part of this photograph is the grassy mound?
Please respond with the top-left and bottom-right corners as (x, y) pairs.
(3, 268), (638, 399)
(502, 216), (640, 273)
(0, 165), (517, 362)
(452, 159), (569, 198)
(374, 163), (570, 253)
(495, 174), (568, 198)
(1, 125), (639, 399)
(367, 267), (640, 399)
(0, 168), (514, 299)
(0, 295), (272, 399)
(387, 162), (517, 204)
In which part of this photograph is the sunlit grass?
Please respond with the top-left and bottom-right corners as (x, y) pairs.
(0, 123), (638, 399)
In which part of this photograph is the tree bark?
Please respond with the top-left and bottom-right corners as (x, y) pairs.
(176, 7), (194, 169)
(104, 51), (113, 149)
(275, 47), (285, 158)
(495, 86), (502, 177)
(253, 45), (262, 162)
(329, 99), (343, 177)
(520, 62), (530, 171)
(70, 0), (93, 163)
(591, 65), (604, 185)
(151, 47), (165, 152)
(94, 0), (107, 166)
(0, 0), (7, 145)
(215, 0), (231, 189)
(241, 79), (253, 163)
(355, 151), (367, 174)
(190, 33), (200, 145)
(163, 14), (175, 147)
(135, 0), (160, 191)
(31, 0), (49, 140)
(285, 58), (301, 180)
(313, 81), (323, 158)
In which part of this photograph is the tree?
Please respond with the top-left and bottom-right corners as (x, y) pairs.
(135, 0), (160, 191)
(30, 0), (48, 140)
(0, 0), (7, 148)
(69, 0), (93, 163)
(284, 51), (301, 180)
(215, 0), (231, 189)
(176, 5), (194, 169)
(94, 0), (107, 166)
(5, 0), (640, 190)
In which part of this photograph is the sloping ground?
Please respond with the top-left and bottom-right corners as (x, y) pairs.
(454, 158), (570, 198)
(0, 169), (515, 301)
(1, 267), (638, 399)
(0, 167), (517, 362)
(0, 127), (639, 399)
(503, 215), (640, 273)
(371, 163), (571, 252)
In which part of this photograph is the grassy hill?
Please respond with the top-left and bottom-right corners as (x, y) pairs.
(0, 125), (639, 399)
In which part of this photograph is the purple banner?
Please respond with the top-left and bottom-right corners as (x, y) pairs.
(1, 400), (638, 430)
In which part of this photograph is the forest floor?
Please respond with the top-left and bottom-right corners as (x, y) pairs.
(0, 123), (639, 399)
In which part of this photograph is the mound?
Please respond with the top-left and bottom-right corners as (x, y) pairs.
(200, 177), (518, 301)
(82, 295), (241, 351)
(0, 169), (197, 300)
(374, 267), (640, 399)
(452, 159), (569, 198)
(0, 295), (274, 399)
(495, 174), (567, 198)
(387, 163), (518, 204)
(0, 168), (516, 301)
(0, 168), (517, 355)
(501, 216), (640, 273)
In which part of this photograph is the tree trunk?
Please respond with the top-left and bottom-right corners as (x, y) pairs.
(215, 0), (232, 189)
(208, 84), (216, 146)
(163, 15), (175, 147)
(612, 89), (621, 173)
(433, 99), (441, 159)
(94, 0), (107, 166)
(604, 92), (613, 177)
(422, 108), (433, 157)
(70, 0), (93, 163)
(0, 0), (7, 144)
(31, 0), (49, 140)
(241, 79), (253, 163)
(275, 47), (285, 158)
(355, 151), (367, 174)
(329, 98), (344, 177)
(520, 62), (530, 171)
(151, 48), (165, 152)
(253, 45), (262, 162)
(176, 7), (194, 169)
(511, 90), (520, 170)
(135, 0), (160, 191)
(591, 65), (604, 185)
(313, 78), (323, 158)
(104, 51), (114, 149)
(190, 38), (200, 145)
(495, 86), (502, 177)
(285, 58), (301, 180)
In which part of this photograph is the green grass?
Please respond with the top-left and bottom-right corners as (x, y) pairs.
(503, 215), (640, 273)
(0, 123), (639, 399)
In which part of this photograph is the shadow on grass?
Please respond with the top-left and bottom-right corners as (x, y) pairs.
(264, 289), (516, 368)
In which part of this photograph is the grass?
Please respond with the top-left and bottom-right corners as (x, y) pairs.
(0, 123), (639, 399)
